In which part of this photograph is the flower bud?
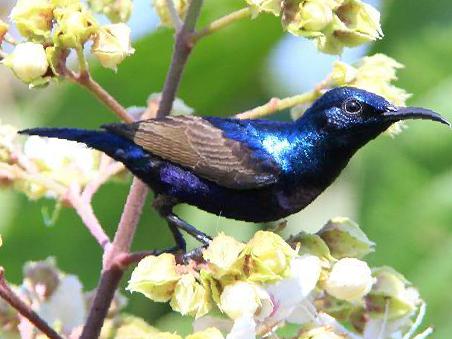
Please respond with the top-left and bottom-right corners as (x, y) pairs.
(241, 230), (297, 282)
(10, 0), (54, 41)
(170, 274), (212, 318)
(127, 253), (181, 302)
(152, 0), (188, 27)
(53, 4), (98, 48)
(92, 23), (135, 71)
(366, 267), (420, 319)
(220, 281), (272, 320)
(3, 43), (49, 83)
(0, 20), (9, 43)
(325, 258), (375, 302)
(318, 217), (375, 259)
(285, 0), (335, 35)
(334, 0), (383, 45)
(202, 232), (244, 278)
(89, 0), (133, 23)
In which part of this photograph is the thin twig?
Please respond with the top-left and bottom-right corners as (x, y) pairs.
(192, 7), (252, 43)
(65, 70), (133, 123)
(80, 179), (148, 339)
(116, 247), (179, 268)
(0, 269), (62, 339)
(165, 0), (183, 29)
(67, 188), (111, 249)
(80, 2), (205, 337)
(81, 160), (125, 203)
(235, 90), (320, 120)
(156, 0), (204, 118)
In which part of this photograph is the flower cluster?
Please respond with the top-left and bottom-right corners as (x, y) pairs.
(291, 53), (411, 135)
(0, 120), (103, 200)
(247, 0), (383, 54)
(127, 219), (431, 338)
(327, 54), (411, 107)
(1, 0), (135, 87)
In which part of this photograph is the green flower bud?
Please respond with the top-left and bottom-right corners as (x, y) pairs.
(127, 253), (181, 302)
(318, 217), (375, 259)
(3, 43), (49, 84)
(10, 0), (54, 42)
(152, 0), (188, 27)
(53, 4), (98, 48)
(289, 232), (334, 264)
(92, 23), (135, 71)
(169, 274), (212, 318)
(366, 267), (420, 320)
(89, 0), (133, 23)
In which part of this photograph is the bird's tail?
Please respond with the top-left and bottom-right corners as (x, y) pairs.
(18, 127), (140, 164)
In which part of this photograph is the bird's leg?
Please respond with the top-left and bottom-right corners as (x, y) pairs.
(153, 195), (187, 252)
(166, 214), (212, 245)
(153, 195), (212, 250)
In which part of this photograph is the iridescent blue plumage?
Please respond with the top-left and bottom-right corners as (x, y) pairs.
(19, 87), (449, 243)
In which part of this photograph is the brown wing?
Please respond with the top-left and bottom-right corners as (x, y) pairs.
(103, 116), (280, 189)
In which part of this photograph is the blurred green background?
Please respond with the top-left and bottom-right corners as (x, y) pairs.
(1, 0), (452, 336)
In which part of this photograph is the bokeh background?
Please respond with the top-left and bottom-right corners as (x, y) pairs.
(1, 0), (452, 336)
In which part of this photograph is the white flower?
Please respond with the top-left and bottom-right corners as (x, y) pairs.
(265, 254), (322, 323)
(220, 281), (272, 321)
(325, 258), (375, 302)
(3, 43), (49, 83)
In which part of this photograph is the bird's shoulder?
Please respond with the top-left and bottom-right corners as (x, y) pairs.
(103, 115), (283, 189)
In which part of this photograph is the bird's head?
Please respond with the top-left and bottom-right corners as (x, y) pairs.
(301, 87), (449, 148)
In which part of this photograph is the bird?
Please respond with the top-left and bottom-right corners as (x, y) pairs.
(19, 87), (449, 250)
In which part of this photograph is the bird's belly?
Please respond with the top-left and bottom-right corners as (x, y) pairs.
(145, 162), (322, 222)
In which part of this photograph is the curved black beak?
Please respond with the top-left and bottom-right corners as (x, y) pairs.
(383, 106), (450, 126)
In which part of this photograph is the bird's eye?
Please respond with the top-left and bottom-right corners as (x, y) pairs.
(343, 99), (363, 115)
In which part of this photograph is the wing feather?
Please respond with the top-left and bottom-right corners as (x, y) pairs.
(104, 116), (280, 189)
